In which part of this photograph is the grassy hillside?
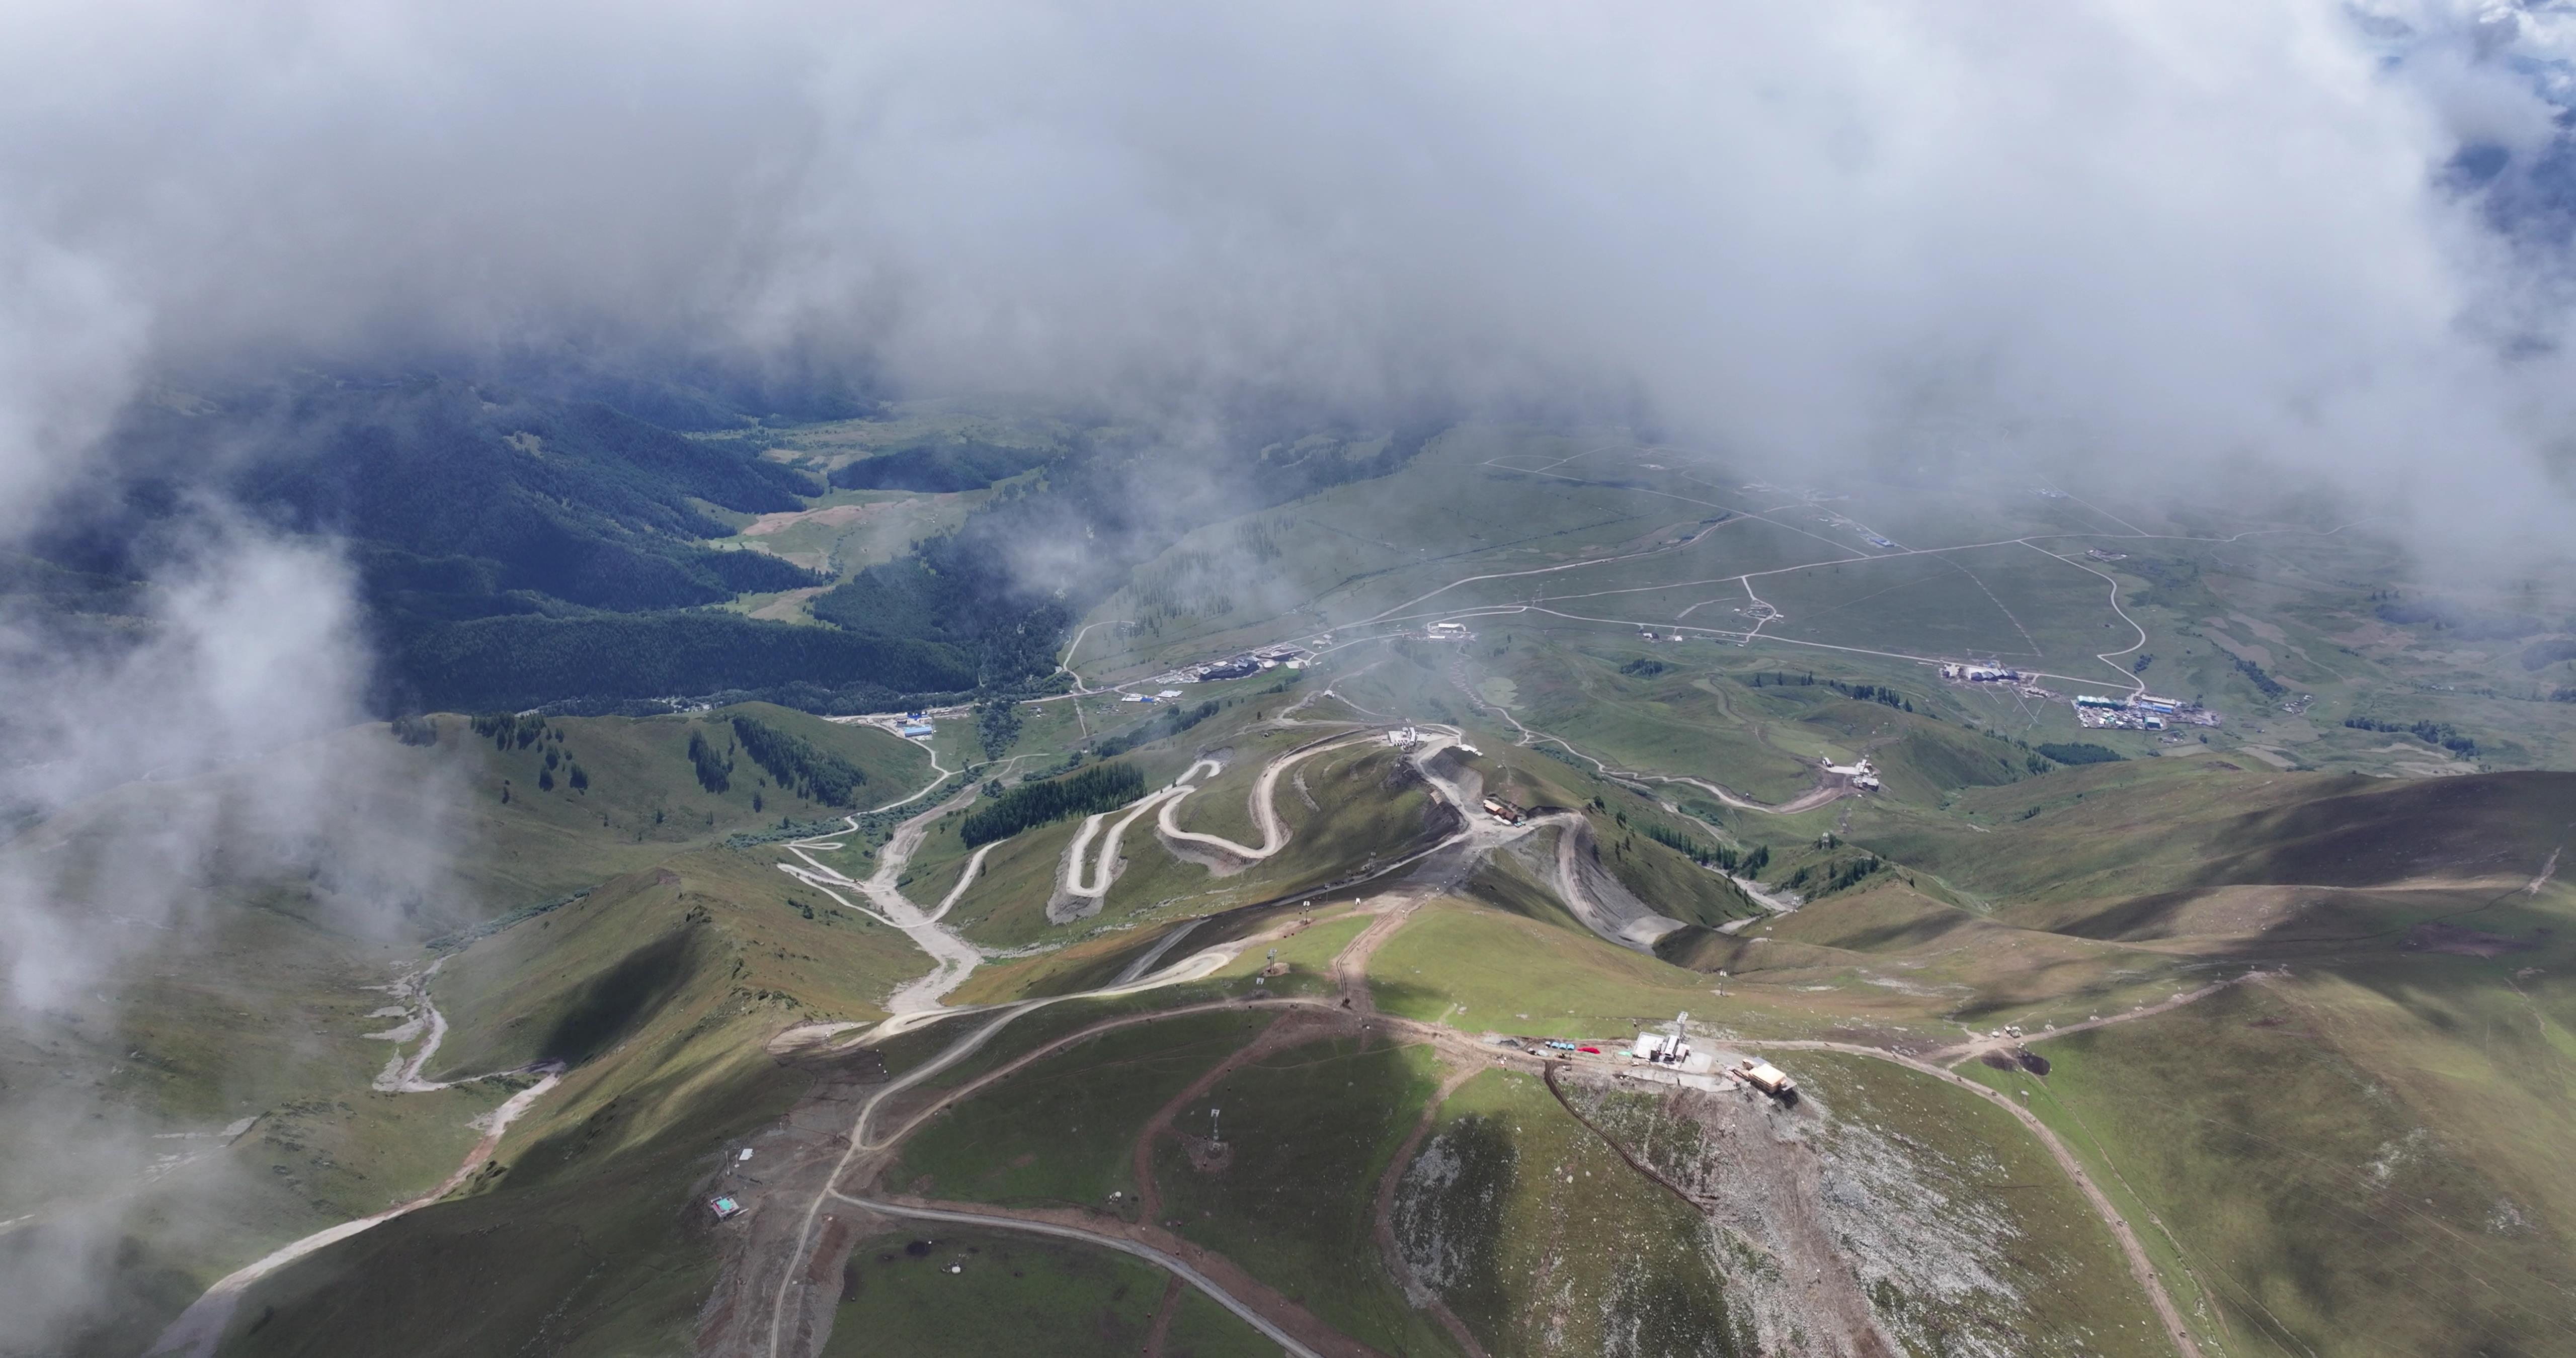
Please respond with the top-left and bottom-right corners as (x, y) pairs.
(1960, 964), (2576, 1358)
(1153, 1035), (1461, 1357)
(1392, 1067), (1743, 1358)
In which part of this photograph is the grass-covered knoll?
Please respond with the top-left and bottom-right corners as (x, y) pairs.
(1958, 962), (2576, 1358)
(218, 808), (932, 1354)
(0, 703), (941, 1354)
(213, 728), (984, 1353)
(1070, 737), (1445, 931)
(1647, 878), (2206, 1035)
(1154, 1036), (1459, 1357)
(1573, 800), (1762, 927)
(225, 1014), (811, 1358)
(1367, 900), (1764, 1039)
(824, 1228), (1192, 1358)
(949, 892), (1362, 1007)
(1465, 633), (1822, 803)
(1393, 1068), (1744, 1357)
(1208, 913), (1373, 1000)
(892, 1010), (1259, 1212)
(1150, 722), (1329, 847)
(1867, 765), (2576, 938)
(428, 838), (932, 1076)
(362, 707), (928, 919)
(893, 985), (1247, 1095)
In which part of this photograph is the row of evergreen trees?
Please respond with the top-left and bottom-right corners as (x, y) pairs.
(688, 729), (732, 793)
(1636, 818), (1769, 874)
(729, 714), (869, 805)
(959, 763), (1147, 847)
(1825, 680), (1913, 712)
(2343, 716), (2478, 757)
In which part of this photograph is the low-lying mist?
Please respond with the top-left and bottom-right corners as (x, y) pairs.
(4, 0), (2576, 1344)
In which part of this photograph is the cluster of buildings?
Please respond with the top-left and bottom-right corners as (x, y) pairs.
(1942, 662), (2062, 702)
(1479, 795), (1530, 825)
(1504, 1014), (1801, 1100)
(897, 713), (935, 740)
(1152, 644), (1309, 685)
(1425, 620), (1472, 640)
(2072, 692), (2220, 731)
(1820, 755), (1881, 791)
(1119, 689), (1186, 704)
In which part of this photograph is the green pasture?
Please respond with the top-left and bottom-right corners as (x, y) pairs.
(824, 1228), (1172, 1358)
(1154, 1035), (1458, 1357)
(893, 1009), (1261, 1214)
(1959, 967), (2576, 1358)
(1396, 1067), (1742, 1358)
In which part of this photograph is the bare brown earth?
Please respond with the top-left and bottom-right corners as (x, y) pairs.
(741, 504), (875, 536)
(1141, 1275), (1185, 1358)
(1742, 1036), (2206, 1358)
(1553, 1070), (1903, 1358)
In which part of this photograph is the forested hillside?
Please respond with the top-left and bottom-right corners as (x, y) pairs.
(43, 376), (1443, 714)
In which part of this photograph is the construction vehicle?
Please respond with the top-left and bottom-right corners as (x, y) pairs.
(1737, 1059), (1796, 1097)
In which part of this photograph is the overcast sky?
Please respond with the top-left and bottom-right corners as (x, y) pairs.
(2, 1), (2573, 541)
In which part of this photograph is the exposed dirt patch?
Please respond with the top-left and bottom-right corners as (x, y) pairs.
(742, 503), (876, 536)
(1553, 1073), (1901, 1357)
(748, 586), (825, 622)
(1141, 1275), (1184, 1358)
(1370, 1062), (1490, 1358)
(1177, 1134), (1235, 1175)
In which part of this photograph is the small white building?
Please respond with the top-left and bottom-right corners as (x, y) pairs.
(1630, 1032), (1690, 1064)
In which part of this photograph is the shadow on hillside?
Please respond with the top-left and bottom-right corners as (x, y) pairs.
(540, 928), (700, 1066)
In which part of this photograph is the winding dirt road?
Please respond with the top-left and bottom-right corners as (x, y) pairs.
(778, 789), (995, 1014)
(841, 1198), (1331, 1357)
(1156, 735), (1373, 861)
(145, 1068), (563, 1358)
